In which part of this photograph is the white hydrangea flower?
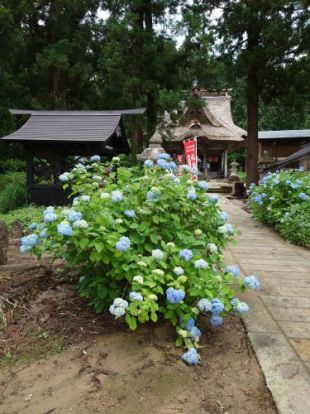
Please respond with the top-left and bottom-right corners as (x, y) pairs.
(148, 294), (158, 301)
(173, 266), (184, 276)
(152, 249), (164, 260)
(207, 243), (218, 253)
(152, 269), (164, 276)
(100, 192), (110, 199)
(194, 259), (209, 269)
(133, 275), (144, 284)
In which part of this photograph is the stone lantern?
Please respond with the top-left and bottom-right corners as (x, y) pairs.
(228, 159), (240, 182)
(137, 128), (166, 161)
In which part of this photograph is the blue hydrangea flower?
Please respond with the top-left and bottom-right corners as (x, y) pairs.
(210, 195), (219, 203)
(28, 223), (38, 230)
(211, 298), (224, 314)
(44, 212), (58, 223)
(179, 249), (193, 262)
(254, 195), (263, 205)
(115, 236), (131, 252)
(181, 348), (199, 365)
(73, 220), (89, 229)
(225, 265), (240, 278)
(194, 259), (209, 269)
(113, 298), (129, 309)
(220, 211), (229, 221)
(40, 229), (47, 238)
(272, 178), (280, 185)
(166, 287), (185, 304)
(20, 245), (32, 253)
(298, 192), (308, 200)
(59, 172), (70, 182)
(298, 166), (305, 172)
(124, 209), (136, 218)
(187, 189), (197, 200)
(129, 291), (143, 301)
(231, 298), (249, 313)
(20, 233), (39, 253)
(244, 275), (260, 289)
(90, 155), (100, 162)
(109, 305), (126, 317)
(158, 153), (171, 160)
(168, 161), (177, 170)
(197, 298), (212, 313)
(57, 222), (73, 236)
(111, 191), (123, 203)
(157, 159), (170, 169)
(144, 159), (154, 167)
(68, 210), (82, 222)
(209, 314), (223, 327)
(185, 317), (195, 330)
(152, 249), (164, 260)
(207, 243), (218, 253)
(146, 190), (161, 202)
(189, 326), (201, 340)
(197, 180), (208, 191)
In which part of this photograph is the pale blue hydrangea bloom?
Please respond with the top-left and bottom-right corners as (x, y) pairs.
(157, 153), (171, 160)
(133, 275), (144, 284)
(194, 259), (209, 269)
(185, 317), (195, 330)
(146, 190), (160, 202)
(220, 211), (229, 221)
(299, 192), (308, 200)
(189, 326), (201, 340)
(68, 210), (82, 222)
(124, 209), (136, 218)
(40, 229), (47, 238)
(157, 158), (170, 169)
(207, 243), (218, 253)
(197, 298), (212, 313)
(231, 298), (249, 313)
(152, 249), (164, 260)
(219, 223), (234, 235)
(173, 266), (184, 276)
(187, 189), (196, 200)
(244, 275), (260, 289)
(20, 245), (32, 253)
(181, 348), (199, 365)
(272, 178), (280, 185)
(92, 175), (102, 182)
(90, 155), (100, 162)
(44, 211), (58, 223)
(100, 192), (110, 199)
(144, 159), (154, 167)
(129, 291), (143, 301)
(59, 172), (70, 182)
(298, 166), (305, 172)
(168, 161), (177, 170)
(109, 305), (126, 317)
(115, 236), (131, 252)
(28, 223), (38, 230)
(81, 195), (91, 202)
(43, 206), (55, 213)
(111, 191), (123, 203)
(211, 298), (224, 314)
(166, 287), (185, 304)
(57, 222), (73, 236)
(254, 195), (263, 205)
(73, 197), (79, 205)
(20, 234), (39, 252)
(113, 298), (129, 309)
(225, 265), (240, 278)
(197, 181), (208, 190)
(73, 220), (89, 229)
(209, 314), (223, 327)
(179, 249), (193, 262)
(210, 195), (219, 203)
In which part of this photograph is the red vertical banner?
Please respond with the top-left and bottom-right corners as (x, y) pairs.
(183, 138), (197, 170)
(177, 154), (183, 163)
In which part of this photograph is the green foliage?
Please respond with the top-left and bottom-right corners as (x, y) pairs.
(249, 169), (310, 247)
(0, 205), (44, 229)
(0, 171), (27, 212)
(0, 158), (25, 173)
(28, 156), (254, 357)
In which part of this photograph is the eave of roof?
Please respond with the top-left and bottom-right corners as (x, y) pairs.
(277, 144), (310, 166)
(9, 108), (146, 116)
(258, 129), (310, 140)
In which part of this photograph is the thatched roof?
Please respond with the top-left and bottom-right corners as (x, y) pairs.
(168, 95), (246, 143)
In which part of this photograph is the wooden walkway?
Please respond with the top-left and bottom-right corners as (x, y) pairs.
(221, 196), (310, 414)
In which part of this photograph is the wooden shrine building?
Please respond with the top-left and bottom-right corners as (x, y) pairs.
(1, 109), (145, 205)
(163, 86), (246, 178)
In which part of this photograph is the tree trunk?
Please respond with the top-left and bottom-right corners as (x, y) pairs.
(246, 15), (259, 187)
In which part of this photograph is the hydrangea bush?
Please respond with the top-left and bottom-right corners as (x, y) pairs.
(21, 154), (260, 365)
(248, 168), (310, 247)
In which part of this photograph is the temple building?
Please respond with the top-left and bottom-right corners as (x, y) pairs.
(163, 86), (246, 178)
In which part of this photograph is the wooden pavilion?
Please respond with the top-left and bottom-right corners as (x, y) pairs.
(163, 87), (246, 178)
(1, 109), (145, 205)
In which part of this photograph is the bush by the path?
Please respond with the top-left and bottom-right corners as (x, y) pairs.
(0, 172), (28, 213)
(20, 155), (259, 365)
(249, 169), (310, 247)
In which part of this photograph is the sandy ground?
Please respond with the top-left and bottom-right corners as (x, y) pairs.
(0, 244), (276, 414)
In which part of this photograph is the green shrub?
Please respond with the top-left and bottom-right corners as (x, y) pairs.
(0, 205), (44, 229)
(0, 158), (26, 174)
(22, 155), (260, 365)
(0, 181), (28, 213)
(248, 169), (310, 246)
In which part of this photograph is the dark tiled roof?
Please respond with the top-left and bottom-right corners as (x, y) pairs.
(277, 144), (310, 166)
(258, 130), (310, 140)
